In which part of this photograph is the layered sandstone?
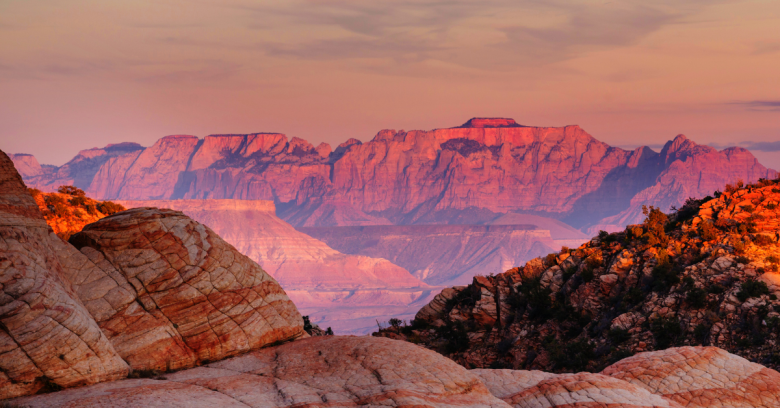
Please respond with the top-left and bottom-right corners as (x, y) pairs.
(0, 151), (129, 399)
(67, 207), (305, 371)
(12, 336), (512, 408)
(20, 120), (776, 232)
(117, 199), (432, 335)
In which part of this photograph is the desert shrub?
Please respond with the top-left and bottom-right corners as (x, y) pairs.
(699, 221), (718, 241)
(694, 323), (711, 345)
(388, 318), (403, 329)
(98, 201), (125, 215)
(57, 185), (85, 196)
(737, 279), (770, 302)
(608, 328), (631, 344)
(766, 255), (780, 264)
(740, 204), (755, 213)
(735, 255), (750, 264)
(544, 336), (595, 372)
(325, 327), (334, 335)
(437, 321), (470, 353)
(585, 255), (602, 269)
(68, 195), (87, 207)
(544, 253), (558, 266)
(27, 188), (42, 197)
(642, 205), (668, 246)
(302, 315), (313, 332)
(580, 268), (595, 283)
(686, 287), (708, 308)
(629, 226), (644, 239)
(753, 234), (774, 246)
(650, 317), (683, 350)
(651, 249), (680, 291)
(766, 203), (778, 210)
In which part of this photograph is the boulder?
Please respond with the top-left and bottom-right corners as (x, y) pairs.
(12, 336), (512, 407)
(67, 207), (305, 371)
(0, 151), (129, 399)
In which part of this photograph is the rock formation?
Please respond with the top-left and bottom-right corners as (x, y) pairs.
(376, 178), (780, 374)
(19, 121), (775, 233)
(11, 339), (780, 407)
(116, 199), (433, 334)
(67, 207), (306, 371)
(0, 151), (129, 399)
(12, 336), (512, 408)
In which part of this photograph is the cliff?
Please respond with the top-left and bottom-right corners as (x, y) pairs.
(377, 178), (780, 374)
(19, 120), (776, 232)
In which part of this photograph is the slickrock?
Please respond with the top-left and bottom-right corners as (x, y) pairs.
(602, 346), (780, 408)
(377, 178), (780, 374)
(116, 199), (431, 335)
(475, 370), (680, 408)
(12, 336), (512, 408)
(0, 151), (129, 399)
(67, 207), (305, 371)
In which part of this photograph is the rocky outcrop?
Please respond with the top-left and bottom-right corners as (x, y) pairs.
(11, 339), (780, 407)
(603, 347), (780, 407)
(19, 120), (776, 233)
(300, 224), (560, 286)
(29, 188), (125, 241)
(377, 178), (780, 374)
(117, 199), (432, 335)
(9, 153), (47, 178)
(0, 151), (129, 399)
(66, 207), (306, 371)
(12, 336), (512, 408)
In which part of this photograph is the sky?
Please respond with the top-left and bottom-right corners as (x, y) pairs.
(1, 0), (779, 167)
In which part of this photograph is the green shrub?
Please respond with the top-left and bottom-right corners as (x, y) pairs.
(736, 279), (770, 302)
(650, 317), (683, 350)
(699, 221), (718, 241)
(766, 203), (778, 210)
(707, 284), (725, 295)
(686, 287), (707, 308)
(642, 205), (669, 246)
(580, 268), (595, 283)
(608, 328), (631, 344)
(57, 185), (85, 196)
(98, 201), (125, 215)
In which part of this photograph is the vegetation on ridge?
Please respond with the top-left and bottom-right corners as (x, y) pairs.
(29, 185), (125, 240)
(376, 178), (780, 373)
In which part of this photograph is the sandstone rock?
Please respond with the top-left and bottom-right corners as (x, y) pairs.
(13, 336), (512, 408)
(475, 370), (679, 408)
(602, 346), (780, 407)
(67, 207), (305, 371)
(0, 150), (129, 399)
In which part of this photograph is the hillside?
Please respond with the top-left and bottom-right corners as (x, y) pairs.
(376, 178), (780, 373)
(29, 186), (125, 240)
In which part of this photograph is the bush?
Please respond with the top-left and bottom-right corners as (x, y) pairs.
(642, 205), (668, 246)
(57, 185), (85, 196)
(686, 287), (707, 308)
(766, 203), (778, 210)
(608, 328), (631, 344)
(735, 255), (750, 264)
(580, 268), (595, 283)
(650, 317), (683, 350)
(98, 201), (125, 215)
(754, 234), (775, 246)
(740, 204), (755, 213)
(699, 221), (718, 241)
(544, 336), (595, 372)
(736, 279), (770, 302)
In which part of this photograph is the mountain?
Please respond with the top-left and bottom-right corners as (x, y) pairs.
(376, 178), (780, 374)
(19, 119), (775, 232)
(117, 199), (434, 334)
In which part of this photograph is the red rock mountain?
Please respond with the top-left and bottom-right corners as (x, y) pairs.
(19, 120), (776, 232)
(117, 199), (434, 334)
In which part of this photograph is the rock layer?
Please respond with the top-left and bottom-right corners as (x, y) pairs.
(67, 207), (305, 371)
(0, 151), (129, 399)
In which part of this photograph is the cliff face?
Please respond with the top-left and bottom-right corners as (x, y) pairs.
(377, 178), (780, 374)
(20, 120), (776, 231)
(118, 199), (433, 335)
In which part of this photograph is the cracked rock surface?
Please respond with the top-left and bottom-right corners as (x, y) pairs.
(0, 151), (129, 399)
(602, 346), (780, 408)
(67, 207), (306, 372)
(13, 336), (512, 407)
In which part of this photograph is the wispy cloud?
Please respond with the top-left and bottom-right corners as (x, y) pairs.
(729, 100), (780, 111)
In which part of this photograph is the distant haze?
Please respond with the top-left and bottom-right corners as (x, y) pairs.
(1, 1), (779, 166)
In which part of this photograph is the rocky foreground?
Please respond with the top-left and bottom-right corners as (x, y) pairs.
(4, 148), (780, 407)
(378, 178), (780, 374)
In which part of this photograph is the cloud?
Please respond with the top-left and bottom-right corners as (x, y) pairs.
(709, 141), (780, 152)
(730, 100), (780, 111)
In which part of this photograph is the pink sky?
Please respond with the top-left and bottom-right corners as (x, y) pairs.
(1, 0), (779, 167)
